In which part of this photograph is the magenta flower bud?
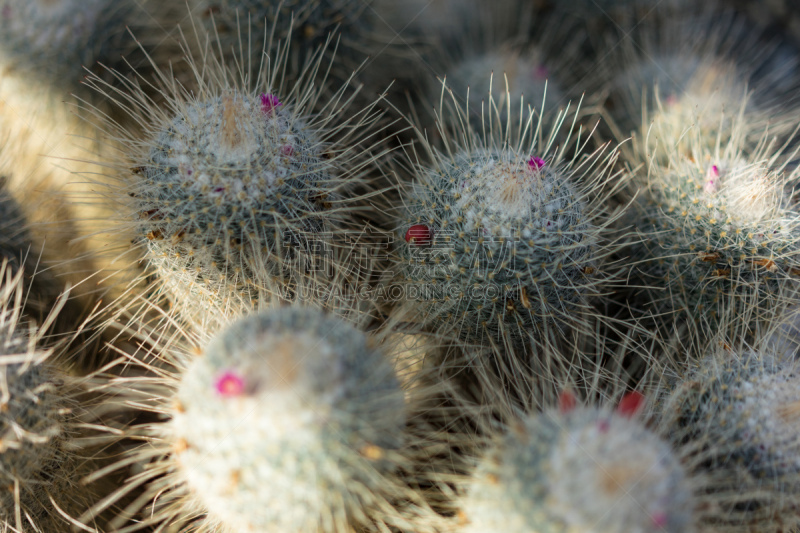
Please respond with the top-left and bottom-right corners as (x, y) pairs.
(215, 371), (245, 397)
(260, 93), (282, 115)
(528, 156), (546, 170)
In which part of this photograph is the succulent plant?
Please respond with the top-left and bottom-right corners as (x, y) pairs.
(661, 346), (800, 532)
(82, 28), (390, 327)
(395, 93), (623, 348)
(624, 125), (800, 342)
(169, 307), (406, 531)
(458, 391), (694, 533)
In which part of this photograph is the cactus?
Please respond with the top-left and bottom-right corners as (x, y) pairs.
(0, 261), (121, 531)
(624, 126), (800, 341)
(603, 9), (799, 163)
(458, 391), (694, 533)
(661, 347), (800, 532)
(94, 306), (459, 532)
(168, 307), (406, 531)
(395, 94), (622, 347)
(82, 28), (390, 327)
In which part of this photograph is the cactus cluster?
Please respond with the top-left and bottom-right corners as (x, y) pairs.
(5, 0), (800, 532)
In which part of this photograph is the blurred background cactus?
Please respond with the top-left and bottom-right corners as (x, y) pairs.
(2, 0), (800, 532)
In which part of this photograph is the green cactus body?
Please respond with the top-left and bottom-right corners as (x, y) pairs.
(170, 307), (406, 532)
(460, 404), (693, 533)
(628, 146), (800, 336)
(663, 349), (800, 531)
(137, 91), (340, 312)
(397, 107), (616, 345)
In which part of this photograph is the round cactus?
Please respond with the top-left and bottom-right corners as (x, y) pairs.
(165, 307), (407, 531)
(82, 29), (390, 326)
(459, 391), (694, 533)
(625, 132), (800, 340)
(662, 348), (800, 531)
(395, 97), (620, 346)
(0, 263), (117, 531)
(137, 91), (337, 307)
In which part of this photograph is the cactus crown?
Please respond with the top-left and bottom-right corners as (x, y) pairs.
(626, 119), (800, 338)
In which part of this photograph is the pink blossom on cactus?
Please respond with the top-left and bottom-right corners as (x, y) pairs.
(260, 93), (282, 115)
(528, 156), (546, 170)
(215, 371), (245, 397)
